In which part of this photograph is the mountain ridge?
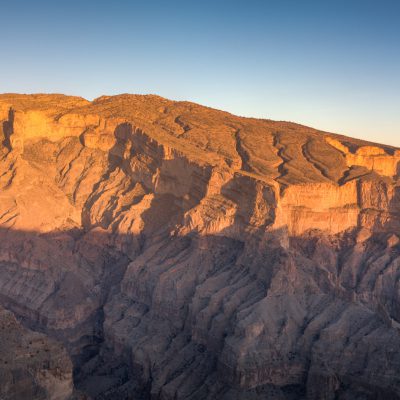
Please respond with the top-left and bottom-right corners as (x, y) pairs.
(2, 92), (398, 148)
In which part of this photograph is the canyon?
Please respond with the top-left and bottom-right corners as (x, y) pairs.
(0, 93), (399, 399)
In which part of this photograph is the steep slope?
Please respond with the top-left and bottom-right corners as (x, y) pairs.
(0, 93), (399, 399)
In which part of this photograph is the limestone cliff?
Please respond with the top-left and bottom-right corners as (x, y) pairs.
(0, 93), (399, 399)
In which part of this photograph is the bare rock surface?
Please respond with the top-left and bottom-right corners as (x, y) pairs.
(0, 93), (399, 399)
(0, 306), (73, 400)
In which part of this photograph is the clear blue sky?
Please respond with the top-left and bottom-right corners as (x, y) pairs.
(1, 0), (399, 146)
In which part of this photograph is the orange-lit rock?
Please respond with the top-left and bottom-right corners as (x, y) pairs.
(326, 136), (400, 177)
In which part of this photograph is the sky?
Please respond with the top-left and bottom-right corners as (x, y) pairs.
(1, 0), (399, 146)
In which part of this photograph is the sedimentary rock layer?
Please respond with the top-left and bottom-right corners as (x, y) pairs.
(0, 93), (399, 399)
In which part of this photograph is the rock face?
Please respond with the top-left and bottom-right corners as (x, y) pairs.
(0, 306), (73, 400)
(0, 93), (399, 399)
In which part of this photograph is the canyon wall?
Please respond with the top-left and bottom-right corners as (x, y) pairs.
(0, 93), (399, 399)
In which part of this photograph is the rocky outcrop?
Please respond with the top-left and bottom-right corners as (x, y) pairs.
(326, 136), (400, 177)
(0, 306), (73, 400)
(0, 93), (399, 399)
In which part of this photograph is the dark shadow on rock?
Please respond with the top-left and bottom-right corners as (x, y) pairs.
(2, 107), (14, 151)
(0, 221), (399, 399)
(81, 123), (134, 229)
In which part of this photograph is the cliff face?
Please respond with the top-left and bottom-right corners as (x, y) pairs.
(0, 93), (399, 399)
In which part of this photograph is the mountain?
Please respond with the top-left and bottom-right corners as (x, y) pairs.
(0, 93), (399, 399)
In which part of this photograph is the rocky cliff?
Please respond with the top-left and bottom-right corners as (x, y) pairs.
(0, 93), (399, 399)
